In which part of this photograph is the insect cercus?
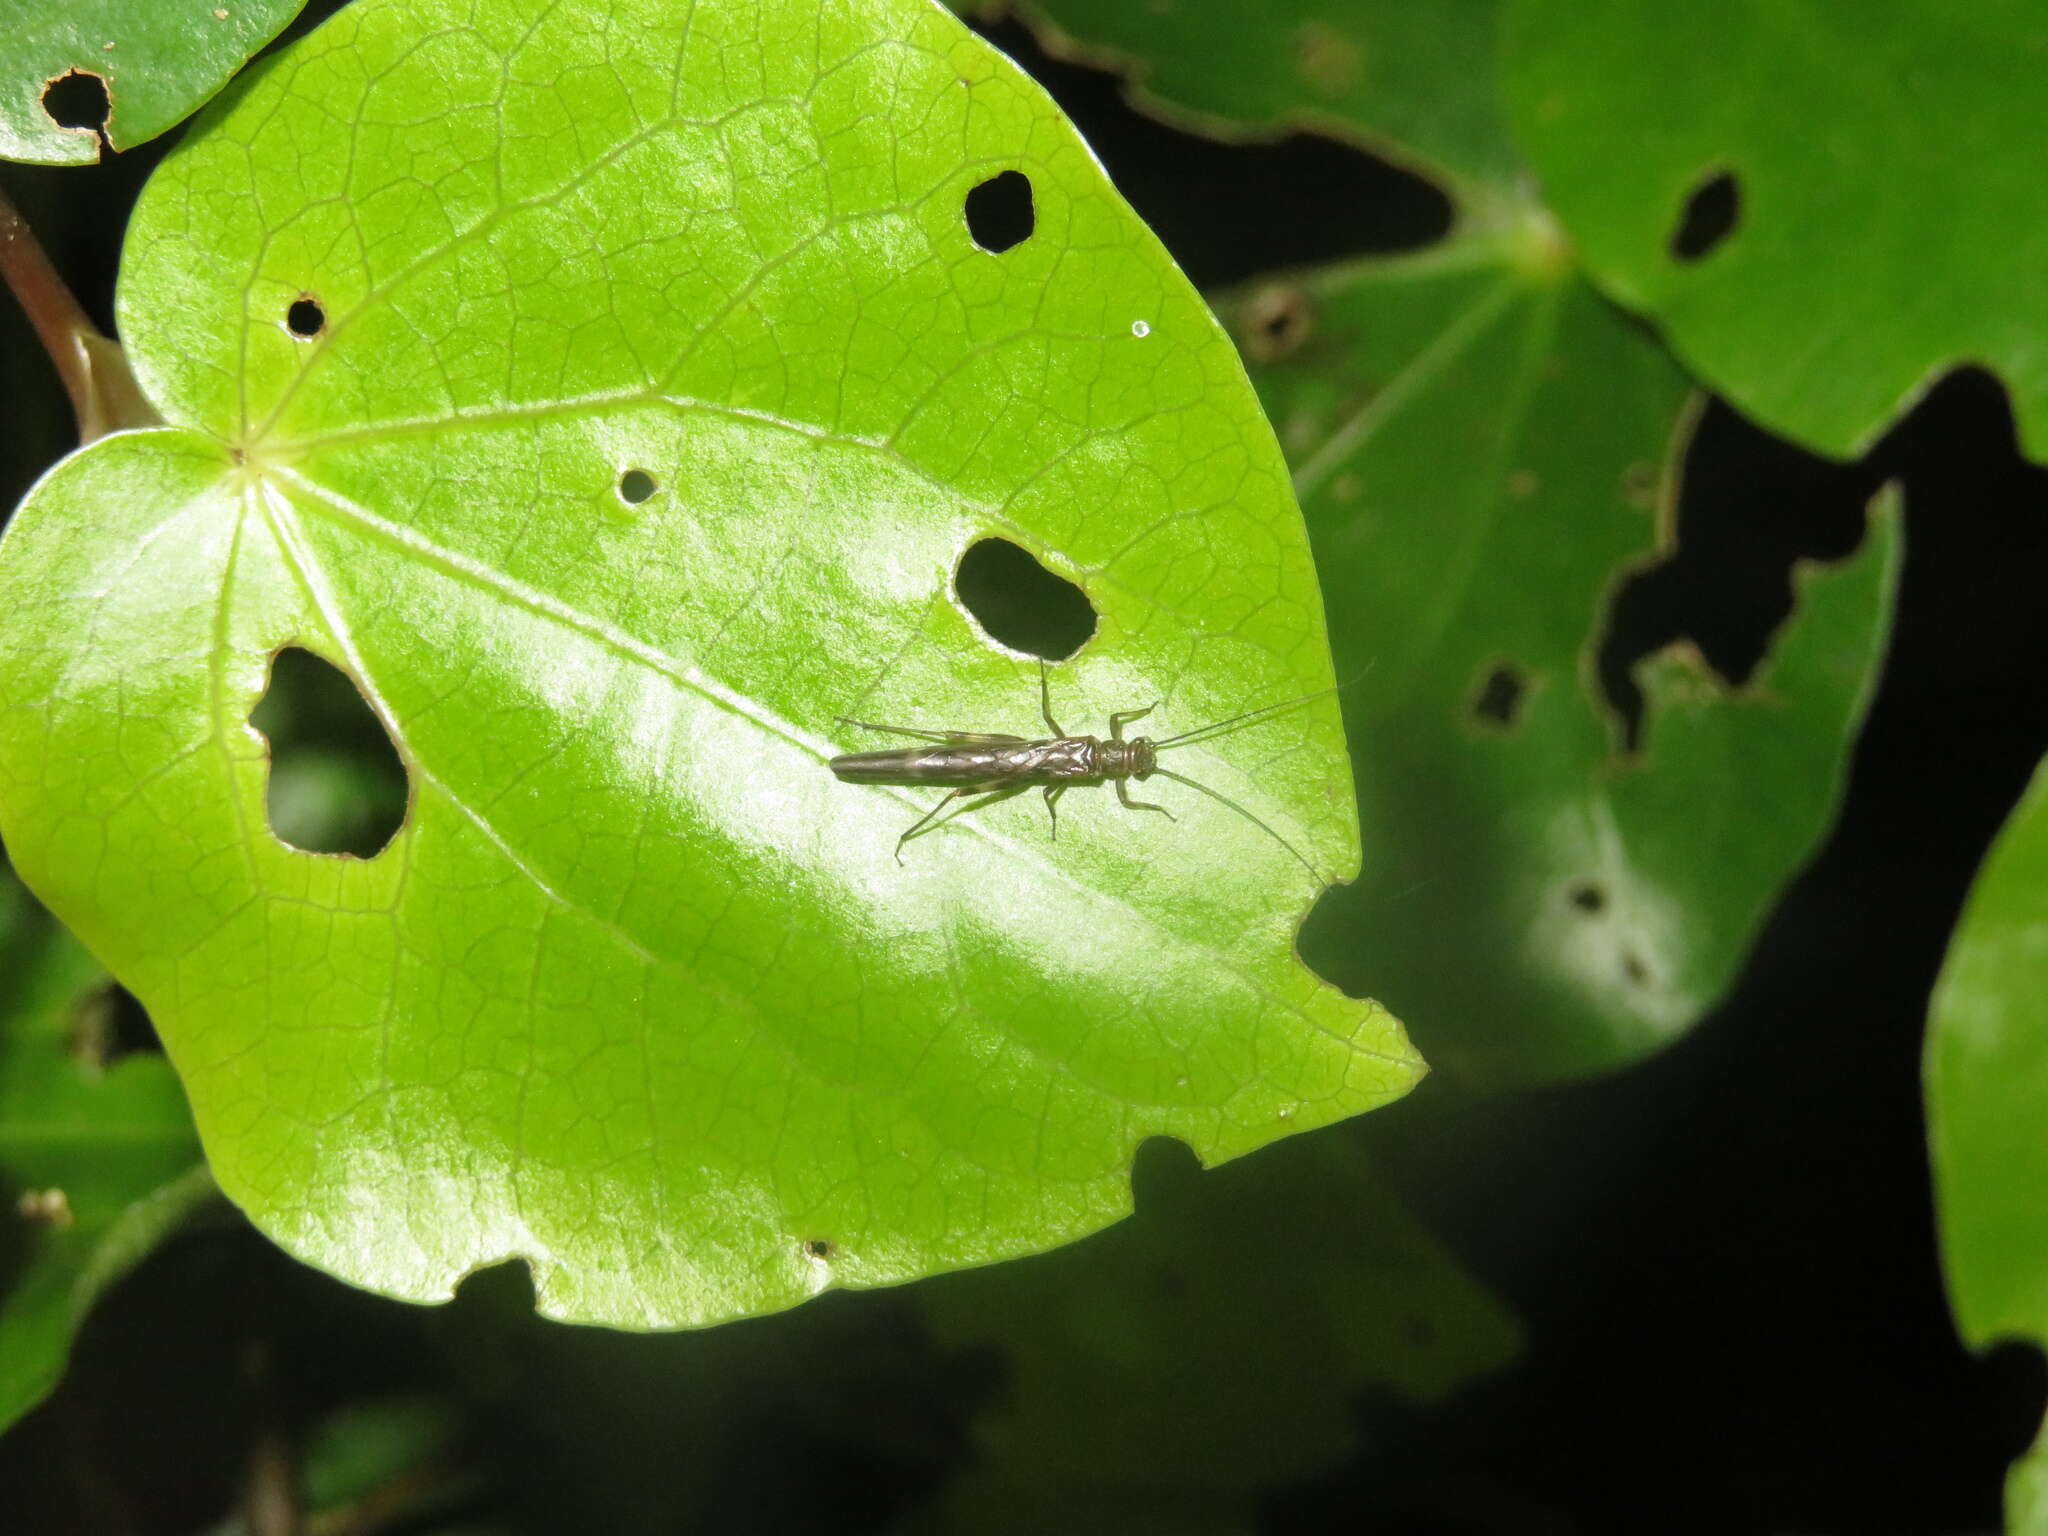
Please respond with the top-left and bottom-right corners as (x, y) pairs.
(829, 662), (1330, 878)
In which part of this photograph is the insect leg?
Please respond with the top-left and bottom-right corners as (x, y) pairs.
(1108, 704), (1156, 741)
(1037, 661), (1067, 737)
(893, 782), (1025, 862)
(1115, 778), (1175, 819)
(1042, 784), (1067, 839)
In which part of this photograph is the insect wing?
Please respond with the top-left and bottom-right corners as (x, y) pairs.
(830, 742), (1025, 785)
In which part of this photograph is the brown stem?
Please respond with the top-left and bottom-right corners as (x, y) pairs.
(0, 178), (159, 442)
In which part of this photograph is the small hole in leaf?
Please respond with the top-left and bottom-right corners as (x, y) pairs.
(1569, 881), (1607, 915)
(1472, 664), (1527, 728)
(803, 1239), (836, 1261)
(955, 537), (1097, 661)
(1241, 284), (1314, 363)
(965, 170), (1035, 253)
(1670, 170), (1740, 262)
(285, 296), (326, 339)
(41, 71), (110, 134)
(617, 468), (657, 505)
(251, 647), (409, 858)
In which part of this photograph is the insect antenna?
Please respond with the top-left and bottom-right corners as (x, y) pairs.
(1147, 766), (1325, 885)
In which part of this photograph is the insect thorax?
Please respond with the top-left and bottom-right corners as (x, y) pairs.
(1095, 738), (1156, 780)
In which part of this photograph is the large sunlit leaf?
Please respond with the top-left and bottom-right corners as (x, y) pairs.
(911, 1128), (1518, 1535)
(0, 0), (307, 164)
(1504, 0), (2048, 461)
(0, 862), (208, 1431)
(1927, 752), (2048, 1527)
(0, 0), (1417, 1329)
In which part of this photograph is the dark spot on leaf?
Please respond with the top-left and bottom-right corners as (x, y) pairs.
(964, 169), (1034, 253)
(1570, 882), (1607, 915)
(41, 71), (110, 134)
(803, 1239), (836, 1260)
(955, 537), (1097, 661)
(1241, 284), (1314, 363)
(1671, 170), (1740, 262)
(1622, 950), (1650, 985)
(285, 295), (326, 339)
(1473, 664), (1527, 728)
(617, 467), (657, 505)
(252, 647), (409, 858)
(1621, 460), (1660, 511)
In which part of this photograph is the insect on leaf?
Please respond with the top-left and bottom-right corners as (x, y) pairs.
(0, 0), (1418, 1327)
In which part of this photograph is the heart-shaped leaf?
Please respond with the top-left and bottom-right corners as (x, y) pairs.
(0, 864), (208, 1431)
(0, 0), (308, 163)
(1504, 0), (2048, 461)
(0, 0), (1416, 1328)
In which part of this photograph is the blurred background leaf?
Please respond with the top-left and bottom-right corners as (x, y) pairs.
(1929, 752), (2048, 1527)
(0, 858), (210, 1431)
(0, 0), (308, 164)
(1504, 0), (2048, 462)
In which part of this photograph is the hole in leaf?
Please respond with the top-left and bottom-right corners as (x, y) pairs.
(964, 169), (1035, 253)
(1597, 398), (1878, 752)
(1472, 663), (1527, 728)
(971, 15), (1452, 286)
(954, 538), (1098, 661)
(251, 647), (409, 858)
(41, 71), (110, 135)
(802, 1239), (836, 1260)
(1569, 882), (1607, 915)
(1671, 170), (1740, 262)
(1241, 284), (1314, 363)
(284, 294), (323, 339)
(617, 467), (657, 505)
(285, 295), (325, 339)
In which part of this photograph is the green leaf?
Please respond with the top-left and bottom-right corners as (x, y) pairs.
(2015, 1417), (2048, 1536)
(1240, 238), (1897, 1081)
(1928, 753), (2048, 1340)
(958, 0), (1518, 202)
(0, 0), (1417, 1329)
(0, 0), (307, 164)
(913, 1128), (1518, 1535)
(1503, 0), (2048, 461)
(1013, 0), (1898, 1080)
(1926, 753), (2048, 1528)
(0, 861), (209, 1432)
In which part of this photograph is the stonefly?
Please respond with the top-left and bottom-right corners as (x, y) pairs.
(829, 663), (1331, 879)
